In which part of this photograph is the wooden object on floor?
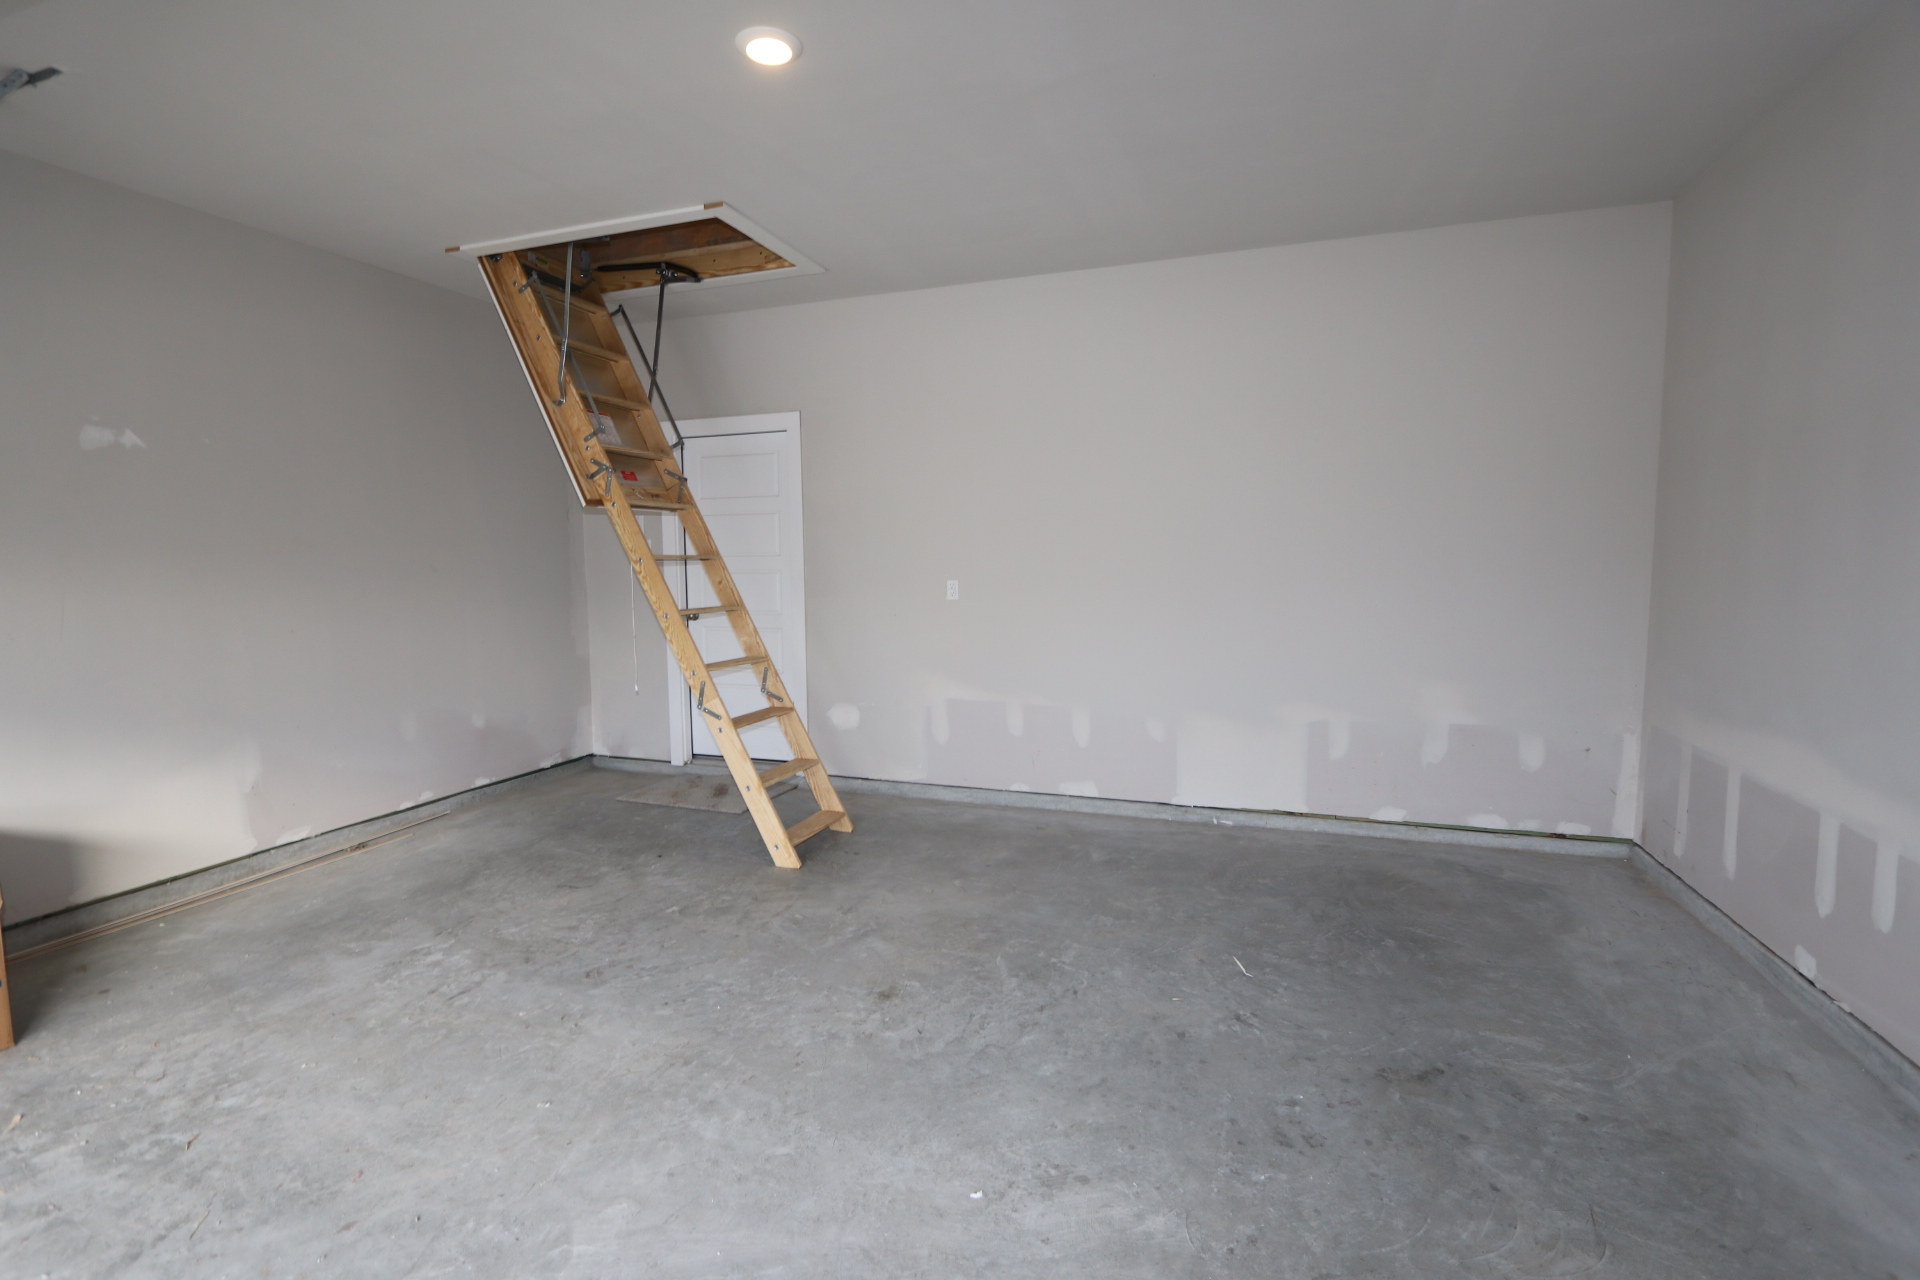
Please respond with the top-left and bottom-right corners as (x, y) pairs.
(477, 249), (850, 869)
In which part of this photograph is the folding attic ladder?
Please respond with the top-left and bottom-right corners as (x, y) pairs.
(474, 229), (849, 868)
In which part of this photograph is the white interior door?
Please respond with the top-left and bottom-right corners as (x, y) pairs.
(664, 413), (806, 764)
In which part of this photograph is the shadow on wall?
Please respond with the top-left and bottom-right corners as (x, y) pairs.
(0, 831), (80, 929)
(1641, 727), (1920, 1064)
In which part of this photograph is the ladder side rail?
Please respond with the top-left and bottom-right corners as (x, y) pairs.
(675, 502), (850, 829)
(524, 260), (792, 788)
(505, 254), (684, 514)
(478, 252), (826, 864)
(480, 255), (604, 503)
(496, 254), (692, 535)
(575, 305), (675, 457)
(605, 495), (806, 868)
(569, 289), (761, 638)
(595, 297), (848, 832)
(522, 270), (676, 497)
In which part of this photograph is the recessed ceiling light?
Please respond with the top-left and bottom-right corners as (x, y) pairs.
(736, 26), (800, 66)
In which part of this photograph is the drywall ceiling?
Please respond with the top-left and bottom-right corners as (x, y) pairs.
(0, 0), (1885, 314)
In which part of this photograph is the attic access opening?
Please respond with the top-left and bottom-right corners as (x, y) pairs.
(452, 202), (820, 295)
(583, 216), (789, 290)
(461, 211), (851, 867)
(456, 202), (820, 510)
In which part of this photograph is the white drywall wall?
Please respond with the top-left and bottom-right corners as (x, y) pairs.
(579, 512), (674, 761)
(0, 151), (588, 926)
(621, 204), (1671, 835)
(1639, 2), (1920, 1062)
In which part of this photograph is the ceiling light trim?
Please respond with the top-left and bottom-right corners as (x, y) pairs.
(736, 26), (801, 66)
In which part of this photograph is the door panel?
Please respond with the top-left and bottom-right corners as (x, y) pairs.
(675, 417), (805, 763)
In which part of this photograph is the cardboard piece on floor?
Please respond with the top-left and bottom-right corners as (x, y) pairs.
(618, 773), (797, 815)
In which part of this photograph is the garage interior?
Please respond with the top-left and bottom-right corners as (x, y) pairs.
(2, 2), (1918, 1275)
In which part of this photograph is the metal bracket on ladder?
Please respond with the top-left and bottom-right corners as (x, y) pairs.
(476, 248), (850, 868)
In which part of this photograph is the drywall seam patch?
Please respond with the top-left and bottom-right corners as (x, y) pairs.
(1653, 710), (1920, 853)
(1873, 841), (1900, 932)
(1673, 742), (1693, 858)
(604, 756), (1632, 858)
(1630, 844), (1920, 1115)
(1793, 945), (1819, 980)
(1611, 731), (1641, 838)
(1816, 814), (1840, 916)
(1724, 768), (1742, 877)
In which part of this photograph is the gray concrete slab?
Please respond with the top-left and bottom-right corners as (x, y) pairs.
(2, 764), (1916, 1278)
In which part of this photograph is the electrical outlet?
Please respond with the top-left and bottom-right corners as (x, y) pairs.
(947, 580), (960, 601)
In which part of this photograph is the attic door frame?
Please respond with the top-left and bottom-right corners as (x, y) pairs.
(663, 412), (808, 767)
(455, 202), (823, 295)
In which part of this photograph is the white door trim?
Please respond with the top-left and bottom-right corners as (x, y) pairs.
(664, 412), (805, 765)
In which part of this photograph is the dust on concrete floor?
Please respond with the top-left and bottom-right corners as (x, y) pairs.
(2, 762), (1917, 1279)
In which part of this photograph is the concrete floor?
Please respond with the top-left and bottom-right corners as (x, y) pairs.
(3, 764), (1918, 1278)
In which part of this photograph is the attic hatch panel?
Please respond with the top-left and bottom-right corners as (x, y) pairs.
(585, 218), (792, 291)
(522, 223), (792, 292)
(458, 203), (820, 294)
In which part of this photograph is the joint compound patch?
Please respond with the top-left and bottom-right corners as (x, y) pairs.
(1873, 842), (1900, 933)
(79, 423), (145, 450)
(1723, 769), (1742, 877)
(1816, 815), (1840, 917)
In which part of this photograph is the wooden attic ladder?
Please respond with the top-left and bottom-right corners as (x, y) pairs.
(478, 245), (849, 868)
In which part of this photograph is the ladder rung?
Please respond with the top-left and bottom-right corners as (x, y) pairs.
(566, 340), (628, 364)
(785, 809), (845, 848)
(602, 442), (667, 461)
(534, 283), (608, 314)
(624, 488), (689, 511)
(679, 602), (742, 616)
(584, 392), (650, 412)
(757, 757), (818, 787)
(704, 655), (764, 670)
(653, 554), (714, 562)
(731, 704), (795, 730)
